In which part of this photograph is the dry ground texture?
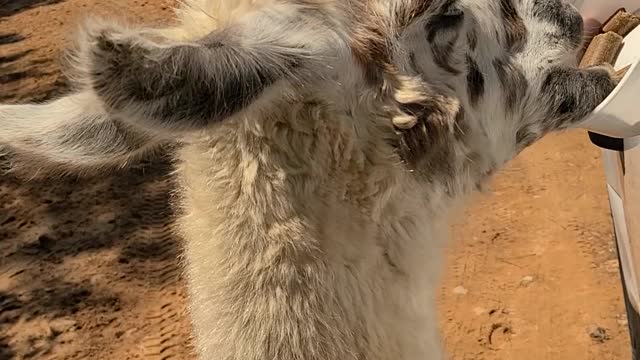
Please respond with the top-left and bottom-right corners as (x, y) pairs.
(0, 1), (632, 359)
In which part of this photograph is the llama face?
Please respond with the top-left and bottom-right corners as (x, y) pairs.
(394, 0), (616, 176)
(405, 0), (585, 75)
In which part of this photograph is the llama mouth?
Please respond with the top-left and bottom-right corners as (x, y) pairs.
(583, 17), (603, 38)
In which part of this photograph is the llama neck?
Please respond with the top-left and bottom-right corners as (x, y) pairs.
(175, 129), (452, 272)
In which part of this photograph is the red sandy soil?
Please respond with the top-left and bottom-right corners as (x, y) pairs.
(0, 1), (631, 359)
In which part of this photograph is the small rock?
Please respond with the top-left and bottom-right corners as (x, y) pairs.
(519, 275), (535, 287)
(57, 331), (76, 343)
(617, 314), (629, 327)
(90, 274), (104, 286)
(473, 307), (486, 316)
(97, 212), (117, 223)
(50, 319), (77, 336)
(588, 325), (611, 343)
(453, 286), (468, 295)
(604, 259), (620, 274)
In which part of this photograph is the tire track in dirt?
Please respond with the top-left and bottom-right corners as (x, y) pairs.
(102, 164), (195, 360)
(142, 297), (192, 360)
(0, 1), (195, 358)
(117, 177), (194, 360)
(0, 153), (195, 359)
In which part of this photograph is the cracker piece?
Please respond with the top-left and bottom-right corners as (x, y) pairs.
(602, 9), (640, 36)
(579, 31), (624, 68)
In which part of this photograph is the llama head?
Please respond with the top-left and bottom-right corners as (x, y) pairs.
(391, 0), (617, 171)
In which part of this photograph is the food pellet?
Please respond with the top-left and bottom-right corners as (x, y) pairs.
(602, 9), (640, 36)
(579, 31), (624, 68)
(578, 8), (637, 96)
(600, 8), (627, 31)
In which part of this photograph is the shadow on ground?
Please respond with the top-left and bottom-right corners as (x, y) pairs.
(0, 29), (68, 103)
(0, 0), (65, 18)
(0, 13), (183, 357)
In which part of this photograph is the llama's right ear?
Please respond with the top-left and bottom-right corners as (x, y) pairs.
(80, 22), (312, 133)
(0, 91), (163, 176)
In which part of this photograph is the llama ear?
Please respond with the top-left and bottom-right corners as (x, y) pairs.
(82, 23), (309, 133)
(0, 91), (162, 176)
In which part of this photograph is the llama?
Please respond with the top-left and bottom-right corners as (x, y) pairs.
(0, 0), (623, 359)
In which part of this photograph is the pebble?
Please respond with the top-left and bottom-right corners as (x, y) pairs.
(617, 314), (629, 327)
(453, 286), (468, 295)
(90, 274), (105, 286)
(49, 319), (77, 336)
(519, 275), (535, 287)
(473, 307), (486, 316)
(588, 325), (611, 343)
(604, 259), (620, 274)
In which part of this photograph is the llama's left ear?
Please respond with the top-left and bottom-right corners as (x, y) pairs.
(80, 21), (311, 133)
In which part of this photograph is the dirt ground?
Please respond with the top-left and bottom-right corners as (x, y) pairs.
(0, 1), (632, 359)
